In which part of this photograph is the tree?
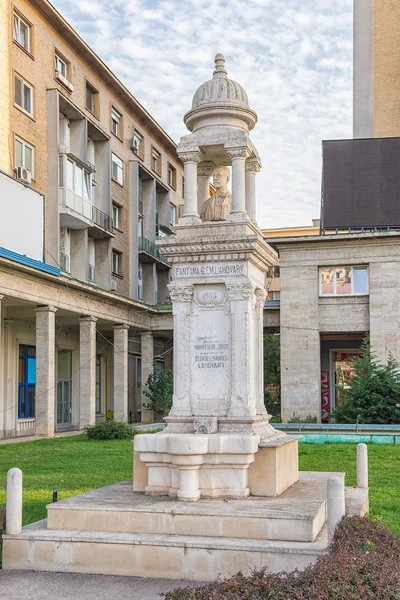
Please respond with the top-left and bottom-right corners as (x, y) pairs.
(334, 336), (400, 424)
(264, 333), (281, 417)
(143, 363), (173, 417)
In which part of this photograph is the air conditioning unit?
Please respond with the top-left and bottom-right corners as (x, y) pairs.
(55, 70), (74, 93)
(15, 166), (32, 184)
(130, 139), (140, 153)
(110, 279), (118, 291)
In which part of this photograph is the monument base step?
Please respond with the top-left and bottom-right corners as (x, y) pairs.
(2, 520), (329, 580)
(45, 472), (337, 543)
(2, 475), (368, 581)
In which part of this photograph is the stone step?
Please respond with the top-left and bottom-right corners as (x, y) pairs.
(2, 519), (328, 581)
(46, 473), (337, 543)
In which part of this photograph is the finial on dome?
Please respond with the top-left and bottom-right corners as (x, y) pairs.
(213, 53), (227, 77)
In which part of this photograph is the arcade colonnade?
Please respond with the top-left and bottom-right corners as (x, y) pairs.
(0, 265), (172, 439)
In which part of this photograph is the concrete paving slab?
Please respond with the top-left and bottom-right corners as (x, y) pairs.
(0, 570), (193, 600)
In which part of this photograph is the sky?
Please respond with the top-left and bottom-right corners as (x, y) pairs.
(52, 0), (353, 229)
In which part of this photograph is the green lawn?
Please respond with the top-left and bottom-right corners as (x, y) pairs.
(0, 437), (399, 535)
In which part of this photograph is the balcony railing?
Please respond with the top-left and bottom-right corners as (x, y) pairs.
(92, 206), (113, 233)
(60, 252), (70, 273)
(139, 236), (169, 266)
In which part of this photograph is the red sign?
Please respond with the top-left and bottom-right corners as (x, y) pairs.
(321, 371), (330, 423)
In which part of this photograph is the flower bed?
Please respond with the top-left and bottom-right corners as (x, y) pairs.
(164, 516), (400, 600)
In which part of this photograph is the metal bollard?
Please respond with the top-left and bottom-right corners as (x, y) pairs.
(6, 468), (23, 535)
(357, 443), (368, 489)
(327, 476), (345, 544)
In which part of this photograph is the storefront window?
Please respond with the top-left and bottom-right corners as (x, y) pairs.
(320, 266), (368, 296)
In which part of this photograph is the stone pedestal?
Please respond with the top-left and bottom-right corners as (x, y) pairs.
(135, 220), (298, 500)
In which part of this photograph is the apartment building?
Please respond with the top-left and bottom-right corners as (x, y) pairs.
(0, 0), (179, 438)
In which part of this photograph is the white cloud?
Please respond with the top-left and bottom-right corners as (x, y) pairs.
(52, 0), (353, 228)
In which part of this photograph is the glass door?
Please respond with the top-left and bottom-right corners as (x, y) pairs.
(57, 350), (72, 429)
(331, 351), (361, 410)
(96, 354), (109, 418)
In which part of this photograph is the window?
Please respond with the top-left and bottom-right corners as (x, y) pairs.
(182, 176), (185, 198)
(18, 344), (36, 419)
(111, 107), (122, 137)
(170, 203), (176, 225)
(14, 74), (33, 116)
(87, 138), (95, 168)
(13, 12), (31, 53)
(86, 81), (99, 116)
(138, 215), (143, 238)
(112, 204), (120, 229)
(15, 136), (34, 176)
(319, 266), (368, 296)
(88, 237), (95, 282)
(55, 54), (67, 77)
(132, 129), (144, 158)
(152, 147), (161, 176)
(65, 158), (92, 200)
(138, 177), (143, 214)
(138, 263), (143, 300)
(155, 191), (159, 236)
(111, 153), (123, 185)
(112, 250), (121, 275)
(168, 164), (176, 188)
(54, 52), (73, 91)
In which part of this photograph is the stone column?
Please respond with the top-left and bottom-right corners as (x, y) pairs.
(79, 316), (97, 429)
(167, 284), (194, 420)
(113, 324), (129, 420)
(141, 330), (154, 423)
(197, 162), (215, 215)
(226, 283), (257, 419)
(35, 306), (57, 437)
(227, 147), (250, 222)
(178, 150), (203, 224)
(3, 319), (15, 435)
(245, 159), (261, 223)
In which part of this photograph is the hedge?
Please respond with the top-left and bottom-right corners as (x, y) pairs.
(164, 516), (400, 600)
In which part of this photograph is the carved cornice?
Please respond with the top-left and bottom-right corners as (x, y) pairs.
(177, 150), (204, 165)
(226, 282), (254, 300)
(168, 284), (194, 302)
(226, 147), (250, 161)
(160, 241), (258, 255)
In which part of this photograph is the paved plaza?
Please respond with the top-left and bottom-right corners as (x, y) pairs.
(0, 570), (193, 600)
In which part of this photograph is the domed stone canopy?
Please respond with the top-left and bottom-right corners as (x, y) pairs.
(184, 54), (258, 132)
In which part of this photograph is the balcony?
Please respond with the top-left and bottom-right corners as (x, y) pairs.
(92, 207), (112, 233)
(139, 236), (169, 267)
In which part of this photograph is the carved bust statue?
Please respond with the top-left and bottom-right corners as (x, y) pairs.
(200, 165), (232, 222)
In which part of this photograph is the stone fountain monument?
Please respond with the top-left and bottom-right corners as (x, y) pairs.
(133, 54), (299, 501)
(2, 55), (368, 582)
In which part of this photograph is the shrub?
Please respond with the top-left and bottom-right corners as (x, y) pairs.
(143, 363), (173, 416)
(264, 334), (281, 416)
(287, 413), (318, 423)
(85, 419), (137, 440)
(164, 516), (400, 600)
(334, 336), (400, 424)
